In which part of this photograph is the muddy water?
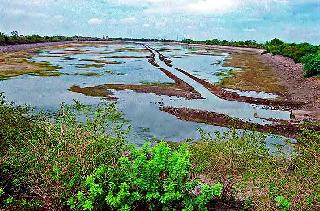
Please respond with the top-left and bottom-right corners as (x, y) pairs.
(0, 42), (291, 146)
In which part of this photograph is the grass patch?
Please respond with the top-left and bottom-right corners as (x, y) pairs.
(220, 52), (285, 94)
(79, 59), (122, 65)
(69, 85), (114, 98)
(0, 51), (61, 78)
(190, 129), (320, 210)
(140, 81), (175, 86)
(76, 63), (105, 68)
(215, 69), (236, 80)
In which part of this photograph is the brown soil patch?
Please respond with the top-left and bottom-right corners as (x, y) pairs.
(74, 83), (199, 99)
(69, 85), (117, 101)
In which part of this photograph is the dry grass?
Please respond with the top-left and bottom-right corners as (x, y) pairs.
(220, 52), (285, 94)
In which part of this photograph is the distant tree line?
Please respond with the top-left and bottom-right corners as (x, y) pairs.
(264, 38), (320, 77)
(0, 31), (106, 46)
(0, 31), (72, 45)
(181, 38), (264, 49)
(108, 37), (175, 42)
(182, 38), (320, 77)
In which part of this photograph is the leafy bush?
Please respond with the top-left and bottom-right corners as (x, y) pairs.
(265, 39), (319, 62)
(0, 96), (223, 210)
(70, 142), (223, 210)
(302, 53), (320, 77)
(0, 95), (129, 208)
(275, 195), (291, 211)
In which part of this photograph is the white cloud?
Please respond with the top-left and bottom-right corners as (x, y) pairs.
(53, 15), (64, 23)
(185, 0), (239, 14)
(88, 18), (104, 25)
(243, 28), (257, 32)
(6, 9), (48, 18)
(120, 17), (137, 24)
(109, 0), (297, 15)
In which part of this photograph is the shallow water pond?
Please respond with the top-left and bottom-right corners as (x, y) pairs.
(0, 42), (292, 145)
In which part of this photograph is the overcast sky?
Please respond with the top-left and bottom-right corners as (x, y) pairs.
(0, 0), (319, 43)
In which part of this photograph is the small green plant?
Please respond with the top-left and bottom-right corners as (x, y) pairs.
(275, 195), (291, 211)
(302, 53), (320, 77)
(0, 188), (4, 197)
(4, 196), (15, 206)
(70, 142), (223, 210)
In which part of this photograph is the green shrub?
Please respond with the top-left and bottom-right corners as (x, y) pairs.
(302, 53), (320, 77)
(0, 95), (130, 208)
(70, 142), (223, 210)
(275, 195), (291, 211)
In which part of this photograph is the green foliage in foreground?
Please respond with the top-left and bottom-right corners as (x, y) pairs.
(0, 94), (129, 209)
(69, 143), (223, 211)
(0, 95), (222, 210)
(0, 95), (319, 210)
